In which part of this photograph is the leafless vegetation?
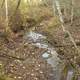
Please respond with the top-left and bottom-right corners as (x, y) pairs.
(0, 0), (80, 80)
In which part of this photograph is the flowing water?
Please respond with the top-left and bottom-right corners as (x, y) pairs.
(24, 31), (63, 80)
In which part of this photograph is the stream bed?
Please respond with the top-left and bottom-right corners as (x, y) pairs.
(24, 31), (63, 80)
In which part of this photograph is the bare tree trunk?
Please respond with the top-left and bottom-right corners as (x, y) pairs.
(55, 0), (65, 31)
(5, 0), (12, 39)
(14, 0), (21, 14)
(71, 0), (74, 25)
(52, 0), (56, 16)
(5, 0), (9, 31)
(54, 0), (79, 52)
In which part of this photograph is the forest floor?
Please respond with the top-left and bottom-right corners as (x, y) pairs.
(0, 6), (80, 80)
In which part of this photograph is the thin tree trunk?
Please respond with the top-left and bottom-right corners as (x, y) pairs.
(5, 0), (9, 31)
(52, 0), (56, 16)
(53, 1), (80, 79)
(14, 0), (21, 14)
(54, 0), (79, 52)
(71, 0), (74, 25)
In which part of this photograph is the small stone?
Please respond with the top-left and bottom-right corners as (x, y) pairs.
(38, 64), (40, 67)
(31, 73), (35, 76)
(32, 52), (35, 55)
(14, 76), (17, 79)
(18, 76), (22, 79)
(39, 71), (43, 74)
(23, 66), (26, 69)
